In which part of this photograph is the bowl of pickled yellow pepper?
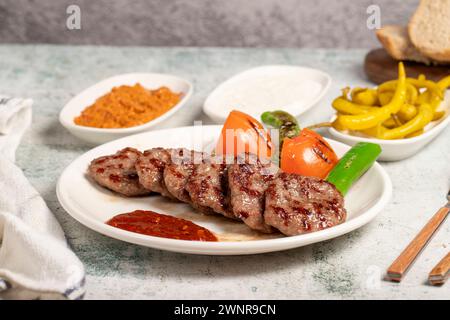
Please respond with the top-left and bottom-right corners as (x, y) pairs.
(328, 63), (450, 161)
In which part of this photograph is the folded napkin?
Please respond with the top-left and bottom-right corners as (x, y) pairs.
(0, 96), (85, 299)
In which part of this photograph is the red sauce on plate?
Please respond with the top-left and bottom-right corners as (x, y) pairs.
(106, 210), (218, 242)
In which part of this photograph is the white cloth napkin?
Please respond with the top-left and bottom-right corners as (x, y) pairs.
(0, 96), (85, 300)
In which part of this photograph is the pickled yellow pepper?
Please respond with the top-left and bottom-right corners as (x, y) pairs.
(334, 63), (407, 130)
(351, 88), (379, 105)
(321, 62), (449, 140)
(376, 103), (433, 140)
(438, 75), (450, 91)
(332, 98), (376, 115)
(378, 81), (419, 104)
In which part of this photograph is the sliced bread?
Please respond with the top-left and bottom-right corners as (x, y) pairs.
(376, 25), (434, 64)
(409, 0), (450, 62)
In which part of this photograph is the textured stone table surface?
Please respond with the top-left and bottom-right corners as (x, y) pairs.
(0, 45), (448, 299)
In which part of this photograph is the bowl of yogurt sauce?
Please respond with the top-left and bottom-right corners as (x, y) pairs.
(203, 65), (331, 123)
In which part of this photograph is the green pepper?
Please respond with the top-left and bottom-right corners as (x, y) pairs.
(326, 142), (382, 195)
(261, 110), (301, 164)
(261, 110), (300, 140)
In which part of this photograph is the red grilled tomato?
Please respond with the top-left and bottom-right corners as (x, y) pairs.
(281, 128), (338, 179)
(215, 110), (273, 159)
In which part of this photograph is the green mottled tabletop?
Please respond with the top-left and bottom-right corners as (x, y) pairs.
(0, 45), (449, 299)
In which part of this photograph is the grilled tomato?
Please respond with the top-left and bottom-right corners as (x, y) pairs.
(281, 128), (338, 179)
(216, 110), (273, 159)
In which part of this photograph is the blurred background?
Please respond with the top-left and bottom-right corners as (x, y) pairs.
(1, 0), (418, 47)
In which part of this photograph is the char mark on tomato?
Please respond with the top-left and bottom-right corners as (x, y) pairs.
(246, 119), (272, 151)
(312, 145), (333, 164)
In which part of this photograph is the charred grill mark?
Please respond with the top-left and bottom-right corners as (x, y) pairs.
(149, 158), (165, 171)
(199, 179), (209, 200)
(239, 186), (260, 197)
(300, 186), (311, 198)
(109, 174), (121, 183)
(300, 175), (320, 193)
(262, 172), (275, 182)
(238, 210), (249, 219)
(113, 154), (129, 160)
(317, 138), (332, 152)
(169, 166), (184, 179)
(95, 158), (107, 165)
(239, 163), (253, 174)
(312, 145), (332, 164)
(312, 202), (324, 212)
(272, 206), (290, 226)
(293, 206), (312, 216)
(247, 119), (272, 151)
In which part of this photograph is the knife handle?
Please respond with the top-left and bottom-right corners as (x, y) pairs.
(429, 252), (450, 286)
(386, 207), (449, 282)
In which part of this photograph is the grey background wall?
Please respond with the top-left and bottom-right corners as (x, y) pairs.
(0, 0), (418, 47)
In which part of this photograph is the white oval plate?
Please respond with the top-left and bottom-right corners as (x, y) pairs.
(57, 125), (392, 255)
(329, 91), (450, 161)
(59, 73), (193, 145)
(203, 65), (331, 123)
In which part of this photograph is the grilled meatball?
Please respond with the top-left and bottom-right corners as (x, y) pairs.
(164, 148), (201, 203)
(228, 154), (278, 233)
(135, 148), (175, 199)
(264, 173), (346, 236)
(185, 155), (236, 219)
(88, 147), (149, 197)
(163, 149), (212, 213)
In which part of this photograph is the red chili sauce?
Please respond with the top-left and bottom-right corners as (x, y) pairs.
(106, 210), (218, 242)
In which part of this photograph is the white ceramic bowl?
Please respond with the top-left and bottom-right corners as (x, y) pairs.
(59, 73), (193, 145)
(329, 91), (450, 161)
(203, 65), (331, 123)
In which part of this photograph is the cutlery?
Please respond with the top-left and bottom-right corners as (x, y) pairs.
(386, 188), (450, 282)
(428, 252), (450, 286)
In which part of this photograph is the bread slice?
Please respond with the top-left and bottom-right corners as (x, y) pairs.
(376, 25), (434, 64)
(409, 0), (450, 62)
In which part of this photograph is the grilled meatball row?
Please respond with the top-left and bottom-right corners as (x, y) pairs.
(88, 148), (347, 236)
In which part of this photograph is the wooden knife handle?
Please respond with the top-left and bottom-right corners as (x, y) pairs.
(386, 206), (449, 282)
(429, 252), (450, 286)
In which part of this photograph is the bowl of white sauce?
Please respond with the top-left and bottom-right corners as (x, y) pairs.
(203, 65), (331, 123)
